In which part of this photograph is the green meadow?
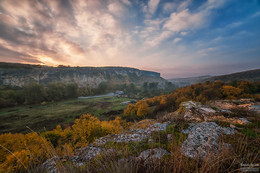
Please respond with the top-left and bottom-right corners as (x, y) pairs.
(0, 97), (134, 134)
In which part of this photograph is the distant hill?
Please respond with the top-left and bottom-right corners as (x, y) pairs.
(168, 75), (211, 87)
(206, 69), (260, 82)
(0, 62), (168, 88)
(168, 69), (260, 87)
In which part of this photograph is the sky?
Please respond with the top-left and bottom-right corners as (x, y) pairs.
(0, 0), (259, 78)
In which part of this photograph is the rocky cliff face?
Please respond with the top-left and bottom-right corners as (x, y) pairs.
(0, 63), (166, 88)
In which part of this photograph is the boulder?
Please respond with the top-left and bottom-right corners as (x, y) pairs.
(181, 122), (236, 159)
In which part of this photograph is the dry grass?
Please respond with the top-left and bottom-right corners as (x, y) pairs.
(34, 119), (259, 173)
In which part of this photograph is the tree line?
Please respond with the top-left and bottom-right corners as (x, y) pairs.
(0, 81), (176, 108)
(0, 83), (78, 108)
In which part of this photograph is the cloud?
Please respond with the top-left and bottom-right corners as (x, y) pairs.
(143, 0), (160, 18)
(163, 2), (176, 13)
(173, 38), (181, 43)
(0, 0), (134, 66)
(121, 0), (131, 6)
(197, 47), (217, 56)
(177, 0), (192, 11)
(141, 0), (230, 47)
(0, 0), (259, 78)
(108, 1), (125, 17)
(163, 9), (205, 33)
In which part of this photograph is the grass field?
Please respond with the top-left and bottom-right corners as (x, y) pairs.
(0, 96), (135, 134)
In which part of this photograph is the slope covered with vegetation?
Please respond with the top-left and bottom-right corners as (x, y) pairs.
(0, 80), (259, 172)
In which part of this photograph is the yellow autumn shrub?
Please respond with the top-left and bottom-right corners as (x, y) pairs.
(0, 132), (51, 172)
(101, 117), (124, 134)
(136, 100), (149, 117)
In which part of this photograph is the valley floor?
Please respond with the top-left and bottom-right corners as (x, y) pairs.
(0, 96), (135, 134)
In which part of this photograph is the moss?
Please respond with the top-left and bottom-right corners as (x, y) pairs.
(241, 128), (258, 138)
(151, 131), (168, 145)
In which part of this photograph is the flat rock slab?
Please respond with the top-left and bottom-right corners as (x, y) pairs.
(181, 122), (236, 159)
(94, 121), (169, 146)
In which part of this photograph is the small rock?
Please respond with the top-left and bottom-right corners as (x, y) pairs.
(238, 118), (251, 124)
(42, 157), (59, 173)
(167, 134), (173, 141)
(230, 124), (236, 128)
(138, 148), (169, 161)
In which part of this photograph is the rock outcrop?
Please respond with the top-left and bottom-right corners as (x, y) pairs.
(179, 100), (253, 125)
(42, 99), (258, 172)
(181, 122), (235, 159)
(43, 120), (170, 172)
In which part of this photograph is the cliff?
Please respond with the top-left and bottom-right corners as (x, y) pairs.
(0, 62), (167, 88)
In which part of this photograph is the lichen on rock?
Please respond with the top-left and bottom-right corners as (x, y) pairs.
(181, 122), (236, 159)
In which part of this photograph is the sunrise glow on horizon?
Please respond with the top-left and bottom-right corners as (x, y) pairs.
(0, 0), (259, 78)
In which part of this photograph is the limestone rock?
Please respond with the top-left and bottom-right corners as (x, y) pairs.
(181, 101), (216, 122)
(138, 148), (169, 162)
(181, 122), (236, 159)
(42, 157), (59, 173)
(94, 121), (169, 146)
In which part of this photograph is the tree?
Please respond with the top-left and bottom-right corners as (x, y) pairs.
(65, 83), (78, 98)
(23, 83), (45, 104)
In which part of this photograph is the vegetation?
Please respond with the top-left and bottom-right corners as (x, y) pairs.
(0, 80), (259, 172)
(0, 97), (134, 134)
(208, 68), (260, 82)
(0, 114), (126, 172)
(0, 111), (258, 173)
(78, 81), (176, 98)
(124, 80), (260, 119)
(0, 82), (78, 108)
(0, 81), (176, 109)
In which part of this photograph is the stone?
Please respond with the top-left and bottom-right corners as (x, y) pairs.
(181, 122), (236, 159)
(42, 157), (59, 173)
(167, 134), (173, 141)
(138, 148), (170, 161)
(181, 101), (217, 122)
(94, 121), (169, 146)
(238, 118), (251, 124)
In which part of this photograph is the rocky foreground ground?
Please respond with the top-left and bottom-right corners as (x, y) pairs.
(43, 99), (259, 172)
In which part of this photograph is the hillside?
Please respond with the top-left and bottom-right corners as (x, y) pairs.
(168, 75), (211, 87)
(169, 69), (260, 87)
(0, 80), (259, 172)
(207, 69), (260, 82)
(0, 62), (167, 88)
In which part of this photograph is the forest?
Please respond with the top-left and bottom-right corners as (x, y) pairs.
(0, 81), (176, 108)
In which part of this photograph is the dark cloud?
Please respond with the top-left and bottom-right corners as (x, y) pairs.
(0, 21), (34, 45)
(0, 46), (42, 63)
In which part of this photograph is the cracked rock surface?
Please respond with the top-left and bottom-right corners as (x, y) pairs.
(181, 122), (236, 159)
(94, 121), (169, 146)
(43, 121), (169, 172)
(138, 148), (170, 160)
